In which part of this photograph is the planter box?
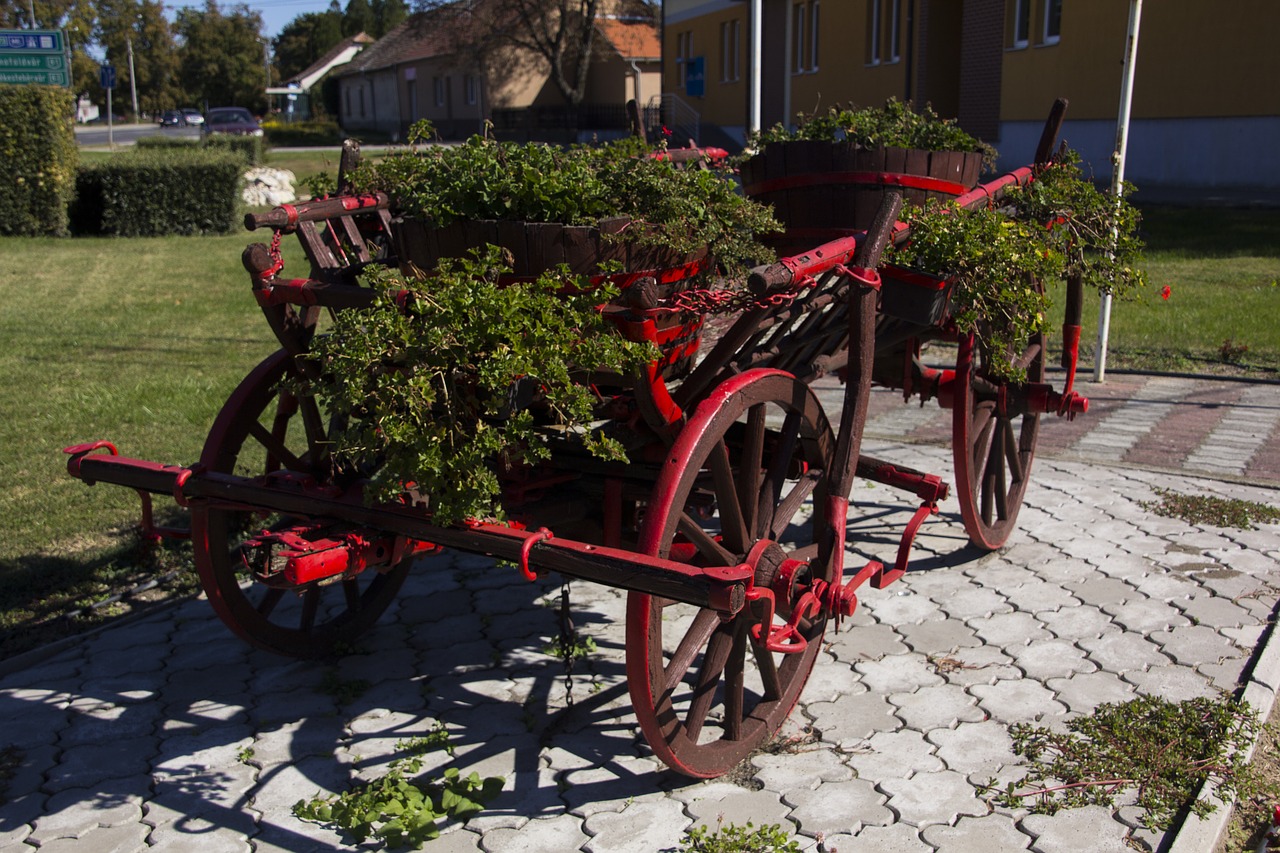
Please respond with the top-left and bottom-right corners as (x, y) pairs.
(740, 142), (985, 254)
(880, 264), (953, 327)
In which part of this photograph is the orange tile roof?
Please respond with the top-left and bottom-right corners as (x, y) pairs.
(596, 18), (661, 61)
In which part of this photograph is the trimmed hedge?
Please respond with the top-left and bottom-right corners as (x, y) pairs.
(263, 119), (343, 147)
(70, 148), (245, 236)
(135, 133), (263, 166)
(0, 85), (77, 236)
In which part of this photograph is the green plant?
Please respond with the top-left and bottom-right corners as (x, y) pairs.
(1219, 338), (1250, 364)
(298, 247), (656, 525)
(351, 124), (780, 279)
(237, 746), (255, 764)
(988, 695), (1275, 832)
(542, 634), (597, 661)
(678, 819), (802, 853)
(1141, 488), (1280, 530)
(293, 734), (502, 849)
(748, 98), (996, 168)
(319, 669), (372, 704)
(893, 152), (1147, 377)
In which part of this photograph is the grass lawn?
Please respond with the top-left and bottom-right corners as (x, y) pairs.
(0, 197), (1277, 657)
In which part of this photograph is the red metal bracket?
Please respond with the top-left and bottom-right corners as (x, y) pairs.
(518, 527), (554, 582)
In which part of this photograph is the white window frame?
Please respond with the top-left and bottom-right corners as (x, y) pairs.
(676, 31), (691, 88)
(1042, 0), (1062, 45)
(808, 1), (819, 71)
(1012, 0), (1032, 49)
(791, 2), (806, 74)
(720, 20), (740, 83)
(868, 0), (882, 65)
(888, 0), (901, 63)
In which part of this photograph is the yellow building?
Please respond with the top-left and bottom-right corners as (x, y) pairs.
(663, 0), (1280, 189)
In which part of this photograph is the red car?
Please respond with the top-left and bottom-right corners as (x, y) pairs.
(202, 107), (263, 137)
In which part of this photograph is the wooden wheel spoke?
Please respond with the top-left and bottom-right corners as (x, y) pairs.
(685, 624), (736, 742)
(299, 588), (320, 633)
(676, 513), (739, 566)
(343, 579), (361, 612)
(1003, 417), (1025, 485)
(709, 440), (750, 553)
(739, 406), (767, 538)
(750, 634), (783, 700)
(755, 411), (802, 540)
(246, 420), (307, 472)
(1013, 341), (1043, 373)
(296, 394), (331, 465)
(255, 587), (285, 618)
(724, 622), (748, 741)
(663, 609), (720, 696)
(770, 469), (823, 541)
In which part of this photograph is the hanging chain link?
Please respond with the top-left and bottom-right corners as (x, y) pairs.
(557, 581), (576, 708)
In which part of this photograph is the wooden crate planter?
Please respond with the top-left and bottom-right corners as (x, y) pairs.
(740, 142), (985, 252)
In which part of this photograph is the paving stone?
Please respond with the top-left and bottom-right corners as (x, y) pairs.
(879, 769), (987, 826)
(561, 755), (669, 818)
(1064, 578), (1140, 608)
(1079, 632), (1171, 671)
(806, 692), (899, 749)
(1102, 598), (1192, 634)
(896, 619), (985, 656)
(682, 786), (790, 830)
(31, 777), (147, 841)
(1124, 570), (1196, 601)
(968, 612), (1053, 648)
(825, 623), (909, 661)
(934, 646), (1021, 687)
(800, 659), (865, 703)
(43, 736), (156, 792)
(28, 821), (150, 853)
(1123, 665), (1216, 702)
(1002, 582), (1081, 614)
(1037, 605), (1117, 641)
(846, 729), (942, 781)
(890, 683), (984, 731)
(784, 779), (891, 837)
(1174, 594), (1253, 629)
(750, 748), (853, 791)
(1045, 671), (1136, 715)
(922, 814), (1031, 851)
(144, 817), (253, 852)
(581, 799), (689, 853)
(1007, 639), (1096, 680)
(825, 822), (931, 852)
(859, 591), (945, 625)
(1150, 625), (1241, 666)
(479, 814), (589, 852)
(1199, 657), (1250, 692)
(1021, 804), (1136, 853)
(928, 720), (1018, 779)
(854, 654), (943, 695)
(971, 680), (1067, 724)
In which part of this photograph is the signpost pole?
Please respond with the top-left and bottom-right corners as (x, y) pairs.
(107, 85), (113, 147)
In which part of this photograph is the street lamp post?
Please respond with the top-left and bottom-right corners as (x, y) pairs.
(127, 35), (139, 121)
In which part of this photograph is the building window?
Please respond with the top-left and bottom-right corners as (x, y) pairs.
(433, 76), (446, 107)
(465, 74), (479, 105)
(408, 79), (418, 121)
(1011, 0), (1032, 48)
(358, 87), (365, 118)
(1043, 0), (1062, 44)
(809, 1), (820, 71)
(676, 31), (692, 88)
(791, 3), (806, 74)
(867, 0), (899, 65)
(719, 19), (740, 83)
(344, 89), (350, 118)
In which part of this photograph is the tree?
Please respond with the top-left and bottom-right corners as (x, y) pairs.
(342, 0), (372, 37)
(416, 0), (602, 106)
(175, 1), (269, 113)
(95, 0), (182, 115)
(369, 0), (407, 38)
(1, 0), (100, 101)
(273, 10), (343, 82)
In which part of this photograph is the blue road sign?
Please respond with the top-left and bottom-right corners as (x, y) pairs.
(100, 64), (116, 90)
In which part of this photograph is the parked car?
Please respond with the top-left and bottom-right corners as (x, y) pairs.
(202, 107), (263, 137)
(159, 110), (184, 127)
(180, 108), (204, 126)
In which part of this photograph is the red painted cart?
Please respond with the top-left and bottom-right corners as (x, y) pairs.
(65, 105), (1087, 778)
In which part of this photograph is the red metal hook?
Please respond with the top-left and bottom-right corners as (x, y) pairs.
(518, 527), (554, 582)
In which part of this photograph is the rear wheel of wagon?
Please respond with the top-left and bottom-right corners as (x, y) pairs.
(952, 328), (1045, 550)
(626, 369), (835, 778)
(191, 350), (411, 657)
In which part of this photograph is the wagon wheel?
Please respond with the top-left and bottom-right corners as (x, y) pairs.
(952, 326), (1046, 550)
(191, 350), (410, 657)
(626, 369), (835, 778)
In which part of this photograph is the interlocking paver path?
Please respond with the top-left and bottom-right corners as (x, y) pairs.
(2, 374), (1278, 852)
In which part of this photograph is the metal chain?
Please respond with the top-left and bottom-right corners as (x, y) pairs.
(652, 276), (813, 316)
(557, 581), (575, 708)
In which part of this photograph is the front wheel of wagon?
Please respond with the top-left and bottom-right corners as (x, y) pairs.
(952, 328), (1045, 550)
(626, 369), (835, 778)
(191, 350), (411, 658)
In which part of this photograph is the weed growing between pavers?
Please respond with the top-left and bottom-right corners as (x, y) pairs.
(678, 818), (802, 852)
(0, 745), (23, 804)
(293, 724), (503, 849)
(986, 695), (1277, 832)
(1141, 488), (1280, 530)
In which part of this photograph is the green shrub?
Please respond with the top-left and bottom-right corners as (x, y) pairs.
(70, 148), (244, 236)
(263, 119), (342, 147)
(0, 85), (77, 236)
(201, 133), (264, 166)
(134, 136), (201, 151)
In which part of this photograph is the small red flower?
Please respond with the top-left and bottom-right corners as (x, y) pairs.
(1161, 285), (1171, 300)
(662, 125), (672, 138)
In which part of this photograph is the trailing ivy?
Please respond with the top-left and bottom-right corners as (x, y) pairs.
(988, 695), (1275, 832)
(297, 247), (657, 525)
(293, 728), (503, 849)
